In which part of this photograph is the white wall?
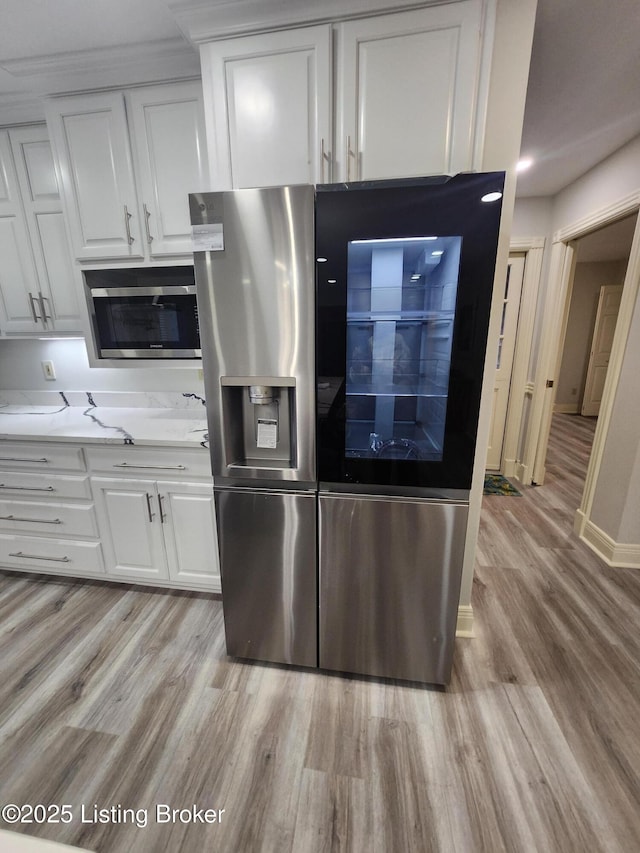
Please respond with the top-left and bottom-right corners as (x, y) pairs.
(512, 196), (553, 237)
(589, 269), (640, 543)
(529, 133), (640, 550)
(457, 0), (538, 613)
(552, 135), (640, 231)
(0, 338), (205, 394)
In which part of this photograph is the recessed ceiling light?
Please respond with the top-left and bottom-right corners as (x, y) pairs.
(316, 257), (328, 263)
(516, 158), (533, 172)
(431, 250), (444, 256)
(481, 192), (503, 203)
(328, 279), (337, 284)
(410, 274), (421, 281)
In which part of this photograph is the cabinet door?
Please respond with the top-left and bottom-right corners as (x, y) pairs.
(157, 481), (220, 590)
(336, 2), (483, 181)
(127, 82), (209, 256)
(92, 477), (168, 581)
(0, 131), (43, 334)
(46, 92), (144, 260)
(9, 125), (81, 332)
(201, 26), (332, 189)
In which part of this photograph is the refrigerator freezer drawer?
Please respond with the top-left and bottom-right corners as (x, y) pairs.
(319, 493), (468, 684)
(215, 488), (317, 668)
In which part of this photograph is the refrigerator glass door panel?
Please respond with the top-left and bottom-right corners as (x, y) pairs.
(316, 173), (505, 490)
(345, 235), (461, 463)
(319, 492), (468, 684)
(215, 488), (317, 667)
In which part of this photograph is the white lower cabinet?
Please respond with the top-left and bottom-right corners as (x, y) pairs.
(0, 442), (104, 577)
(158, 481), (219, 587)
(0, 440), (220, 593)
(91, 476), (220, 591)
(91, 477), (168, 582)
(0, 534), (104, 576)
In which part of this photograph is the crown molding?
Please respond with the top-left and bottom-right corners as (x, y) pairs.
(553, 190), (640, 244)
(0, 38), (200, 97)
(169, 0), (459, 43)
(0, 93), (47, 125)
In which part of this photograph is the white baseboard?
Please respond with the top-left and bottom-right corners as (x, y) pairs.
(554, 402), (580, 414)
(456, 604), (474, 637)
(581, 518), (640, 569)
(515, 461), (528, 483)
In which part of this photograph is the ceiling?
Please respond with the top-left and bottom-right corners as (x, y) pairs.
(0, 0), (638, 200)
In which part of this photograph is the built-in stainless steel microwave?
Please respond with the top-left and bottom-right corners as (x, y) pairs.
(84, 266), (200, 359)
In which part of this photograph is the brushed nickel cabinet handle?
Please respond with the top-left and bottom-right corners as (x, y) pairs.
(113, 462), (186, 471)
(346, 135), (351, 182)
(38, 292), (52, 325)
(0, 456), (49, 463)
(28, 292), (42, 323)
(9, 551), (70, 563)
(145, 492), (155, 523)
(158, 493), (165, 523)
(143, 203), (153, 244)
(321, 138), (331, 183)
(0, 515), (62, 524)
(124, 205), (134, 245)
(0, 484), (55, 492)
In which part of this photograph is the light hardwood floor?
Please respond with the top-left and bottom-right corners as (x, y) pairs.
(1, 413), (639, 852)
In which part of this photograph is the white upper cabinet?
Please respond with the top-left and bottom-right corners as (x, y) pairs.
(336, 2), (483, 181)
(0, 126), (80, 335)
(126, 83), (209, 255)
(199, 2), (485, 189)
(46, 91), (143, 261)
(200, 26), (332, 189)
(46, 81), (209, 262)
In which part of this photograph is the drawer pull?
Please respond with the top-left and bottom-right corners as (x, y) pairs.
(113, 463), (186, 470)
(0, 484), (55, 492)
(0, 457), (49, 463)
(9, 551), (70, 563)
(158, 493), (166, 523)
(0, 515), (62, 524)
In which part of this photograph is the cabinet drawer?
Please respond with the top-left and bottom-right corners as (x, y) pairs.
(0, 499), (99, 537)
(85, 446), (212, 479)
(0, 533), (104, 575)
(0, 472), (92, 500)
(0, 443), (86, 472)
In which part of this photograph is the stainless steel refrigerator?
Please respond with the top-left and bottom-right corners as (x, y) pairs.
(190, 174), (504, 684)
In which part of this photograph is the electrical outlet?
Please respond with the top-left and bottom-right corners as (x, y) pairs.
(42, 360), (56, 381)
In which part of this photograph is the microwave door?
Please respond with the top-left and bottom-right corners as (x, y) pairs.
(91, 286), (200, 358)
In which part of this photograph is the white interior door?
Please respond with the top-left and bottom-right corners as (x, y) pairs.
(486, 254), (526, 471)
(581, 284), (623, 416)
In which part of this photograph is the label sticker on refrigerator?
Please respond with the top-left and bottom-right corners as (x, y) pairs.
(256, 418), (278, 449)
(192, 223), (224, 252)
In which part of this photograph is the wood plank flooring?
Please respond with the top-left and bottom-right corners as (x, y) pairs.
(2, 413), (640, 852)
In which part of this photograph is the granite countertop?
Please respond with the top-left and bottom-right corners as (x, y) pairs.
(0, 391), (209, 449)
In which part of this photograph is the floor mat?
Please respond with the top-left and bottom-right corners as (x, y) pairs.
(483, 473), (522, 496)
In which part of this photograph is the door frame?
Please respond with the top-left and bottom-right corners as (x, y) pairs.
(520, 190), (640, 536)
